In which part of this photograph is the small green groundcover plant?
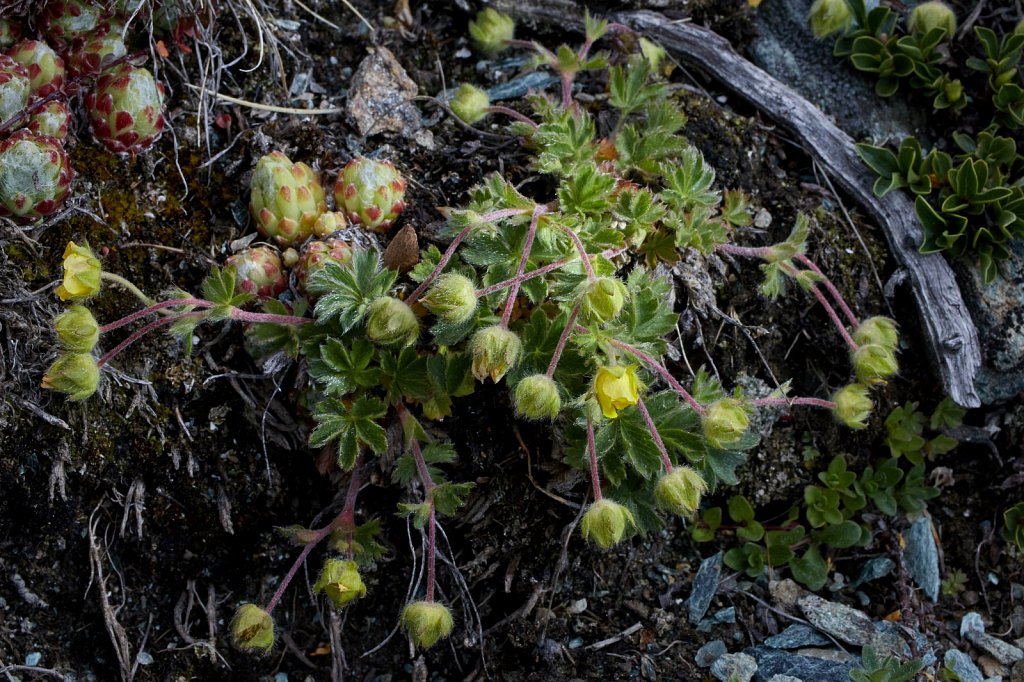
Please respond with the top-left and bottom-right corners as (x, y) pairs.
(695, 399), (961, 590)
(45, 10), (902, 654)
(809, 0), (1024, 282)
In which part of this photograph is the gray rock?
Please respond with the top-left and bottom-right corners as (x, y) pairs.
(944, 649), (985, 682)
(712, 652), (758, 682)
(767, 677), (803, 682)
(764, 624), (832, 650)
(696, 640), (728, 667)
(967, 631), (1024, 665)
(485, 71), (559, 101)
(769, 579), (803, 611)
(904, 516), (940, 601)
(850, 557), (895, 588)
(747, 646), (858, 682)
(962, 612), (987, 637)
(689, 551), (724, 625)
(699, 607), (739, 633)
(797, 595), (873, 646)
(345, 47), (420, 138)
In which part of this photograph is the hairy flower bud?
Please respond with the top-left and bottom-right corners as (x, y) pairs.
(365, 296), (419, 347)
(468, 8), (515, 56)
(852, 316), (899, 351)
(832, 383), (873, 429)
(230, 603), (275, 653)
(470, 325), (521, 383)
(702, 398), (750, 448)
(401, 601), (454, 649)
(450, 83), (490, 125)
(578, 276), (627, 325)
(908, 1), (956, 37)
(54, 305), (99, 353)
(513, 373), (561, 420)
(423, 273), (478, 324)
(41, 353), (99, 401)
(654, 466), (708, 517)
(581, 498), (636, 549)
(593, 365), (640, 419)
(313, 558), (367, 608)
(808, 0), (852, 38)
(56, 241), (102, 301)
(852, 343), (898, 385)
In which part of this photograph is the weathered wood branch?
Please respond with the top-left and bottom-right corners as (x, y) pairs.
(495, 3), (981, 407)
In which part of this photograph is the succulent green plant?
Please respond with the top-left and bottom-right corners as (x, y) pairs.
(6, 39), (65, 98)
(334, 157), (407, 232)
(249, 151), (328, 246)
(295, 238), (353, 296)
(0, 54), (30, 127)
(27, 100), (71, 140)
(40, 0), (109, 45)
(225, 246), (287, 298)
(85, 64), (166, 155)
(0, 130), (74, 222)
(65, 26), (128, 79)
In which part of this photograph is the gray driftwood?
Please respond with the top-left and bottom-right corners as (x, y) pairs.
(495, 3), (982, 407)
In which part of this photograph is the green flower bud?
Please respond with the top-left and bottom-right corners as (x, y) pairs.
(654, 466), (708, 517)
(581, 498), (636, 550)
(230, 603), (275, 653)
(513, 373), (561, 420)
(852, 316), (899, 351)
(852, 343), (898, 385)
(469, 325), (521, 383)
(832, 383), (874, 429)
(313, 558), (367, 608)
(400, 601), (454, 649)
(423, 273), (478, 324)
(449, 83), (490, 125)
(468, 8), (515, 56)
(808, 0), (852, 38)
(702, 398), (750, 448)
(365, 297), (419, 347)
(41, 353), (99, 401)
(908, 1), (956, 37)
(577, 276), (627, 325)
(54, 305), (99, 353)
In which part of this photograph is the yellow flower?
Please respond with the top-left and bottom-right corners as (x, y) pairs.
(56, 241), (101, 301)
(593, 365), (640, 419)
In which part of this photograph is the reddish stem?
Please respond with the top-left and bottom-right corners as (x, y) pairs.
(597, 334), (705, 415)
(795, 253), (859, 328)
(637, 397), (673, 473)
(426, 506), (437, 602)
(229, 308), (311, 326)
(99, 298), (211, 333)
(266, 454), (365, 615)
(97, 312), (204, 367)
(801, 280), (858, 352)
(407, 207), (530, 305)
(501, 205), (546, 328)
(561, 225), (596, 280)
(484, 105), (538, 128)
(752, 396), (836, 410)
(400, 407), (439, 603)
(546, 302), (581, 377)
(586, 417), (603, 501)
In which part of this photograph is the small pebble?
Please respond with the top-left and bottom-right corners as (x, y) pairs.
(567, 598), (587, 615)
(136, 651), (153, 665)
(25, 652), (41, 666)
(696, 640), (727, 667)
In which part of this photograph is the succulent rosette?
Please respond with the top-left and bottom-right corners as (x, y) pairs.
(334, 157), (406, 232)
(0, 54), (30, 127)
(225, 246), (287, 298)
(0, 19), (24, 50)
(295, 238), (353, 296)
(66, 28), (127, 79)
(85, 63), (166, 155)
(41, 0), (109, 45)
(249, 151), (327, 246)
(0, 130), (74, 222)
(28, 100), (71, 140)
(6, 40), (65, 98)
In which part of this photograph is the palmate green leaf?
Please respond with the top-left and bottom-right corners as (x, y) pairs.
(328, 519), (386, 563)
(429, 481), (475, 516)
(558, 165), (616, 216)
(606, 268), (677, 350)
(310, 396), (388, 469)
(604, 470), (662, 534)
(379, 346), (432, 404)
(466, 173), (536, 215)
(638, 227), (678, 267)
(608, 59), (661, 114)
(660, 148), (720, 211)
(598, 403), (665, 479)
(721, 189), (752, 227)
(532, 107), (597, 176)
(409, 245), (443, 284)
(398, 502), (432, 529)
(310, 250), (397, 332)
(309, 337), (380, 397)
(615, 187), (666, 238)
(642, 390), (705, 462)
(393, 442), (456, 486)
(202, 265), (254, 310)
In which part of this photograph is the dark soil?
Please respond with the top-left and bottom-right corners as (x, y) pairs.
(1, 1), (1022, 681)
